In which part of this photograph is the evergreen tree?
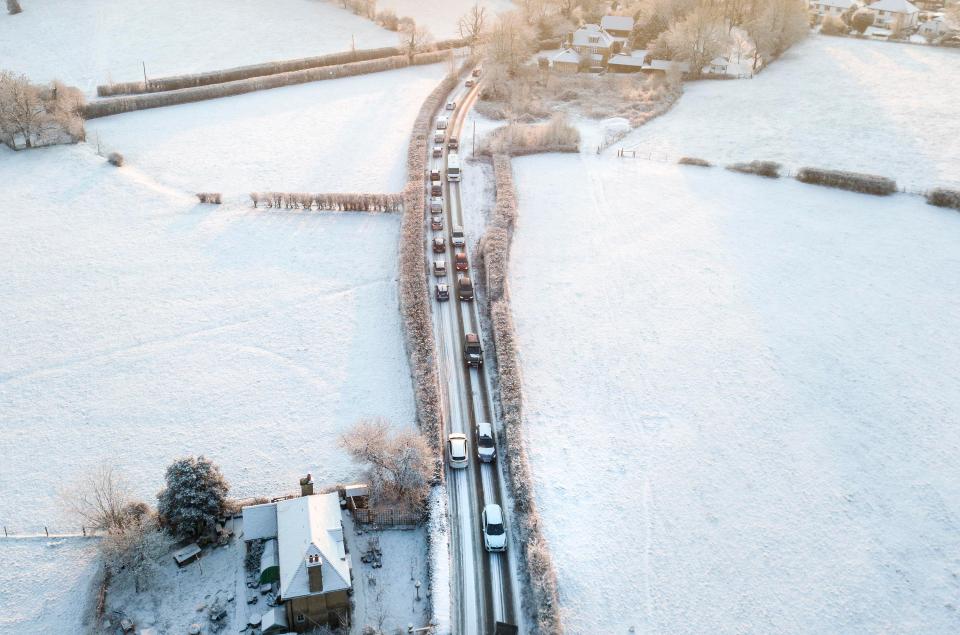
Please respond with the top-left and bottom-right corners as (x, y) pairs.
(157, 456), (229, 539)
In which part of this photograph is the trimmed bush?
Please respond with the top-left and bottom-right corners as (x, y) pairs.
(107, 152), (124, 167)
(678, 156), (711, 167)
(796, 167), (897, 195)
(726, 160), (781, 178)
(196, 192), (222, 204)
(7, 0), (22, 15)
(926, 188), (960, 210)
(249, 191), (402, 212)
(85, 51), (452, 119)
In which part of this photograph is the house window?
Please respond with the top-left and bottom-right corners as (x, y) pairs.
(296, 614), (306, 624)
(588, 36), (599, 44)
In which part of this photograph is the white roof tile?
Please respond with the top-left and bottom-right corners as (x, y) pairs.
(277, 493), (351, 600)
(868, 0), (919, 13)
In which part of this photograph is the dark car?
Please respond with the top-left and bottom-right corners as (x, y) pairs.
(455, 252), (468, 271)
(464, 332), (482, 367)
(433, 237), (446, 253)
(457, 276), (474, 301)
(431, 184), (442, 197)
(435, 283), (450, 302)
(466, 79), (475, 87)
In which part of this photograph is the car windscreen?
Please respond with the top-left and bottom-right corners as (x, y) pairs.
(486, 522), (504, 536)
(478, 434), (493, 447)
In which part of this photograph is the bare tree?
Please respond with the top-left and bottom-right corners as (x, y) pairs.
(6, 0), (22, 15)
(663, 5), (729, 77)
(340, 418), (432, 509)
(745, 0), (809, 72)
(62, 464), (140, 532)
(100, 514), (170, 593)
(487, 11), (537, 75)
(399, 20), (433, 61)
(458, 3), (489, 47)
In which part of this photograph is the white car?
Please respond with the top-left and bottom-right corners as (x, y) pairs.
(482, 504), (506, 552)
(475, 422), (496, 463)
(447, 433), (468, 468)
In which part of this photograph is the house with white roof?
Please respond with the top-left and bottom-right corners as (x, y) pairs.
(551, 48), (582, 72)
(867, 0), (920, 28)
(600, 15), (635, 41)
(607, 50), (648, 73)
(570, 24), (617, 68)
(809, 0), (858, 18)
(243, 489), (353, 631)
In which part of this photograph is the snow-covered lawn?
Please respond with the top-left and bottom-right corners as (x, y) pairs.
(510, 154), (960, 634)
(374, 0), (515, 39)
(615, 35), (960, 191)
(0, 144), (415, 533)
(0, 539), (99, 632)
(86, 63), (449, 196)
(0, 0), (397, 95)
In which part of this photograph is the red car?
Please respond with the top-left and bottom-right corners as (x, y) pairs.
(455, 252), (468, 271)
(431, 215), (443, 231)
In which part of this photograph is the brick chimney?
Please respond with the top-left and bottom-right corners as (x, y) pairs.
(306, 552), (323, 593)
(299, 473), (314, 497)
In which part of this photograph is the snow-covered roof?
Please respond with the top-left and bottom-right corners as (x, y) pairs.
(608, 54), (646, 67)
(709, 56), (729, 65)
(600, 15), (634, 32)
(815, 0), (856, 9)
(868, 0), (919, 13)
(277, 493), (351, 600)
(864, 25), (893, 35)
(645, 59), (691, 73)
(242, 502), (278, 540)
(572, 24), (615, 48)
(260, 606), (288, 632)
(552, 48), (581, 64)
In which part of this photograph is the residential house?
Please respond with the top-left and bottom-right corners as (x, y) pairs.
(600, 15), (635, 43)
(809, 0), (858, 18)
(917, 13), (951, 35)
(570, 24), (617, 68)
(867, 0), (920, 29)
(243, 490), (353, 632)
(642, 59), (691, 76)
(607, 50), (648, 73)
(551, 48), (582, 73)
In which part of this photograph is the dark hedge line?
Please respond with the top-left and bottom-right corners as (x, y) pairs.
(796, 167), (897, 196)
(926, 188), (960, 210)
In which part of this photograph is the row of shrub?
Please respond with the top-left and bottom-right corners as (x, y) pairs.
(250, 191), (403, 212)
(97, 39), (468, 97)
(727, 160), (781, 178)
(84, 50), (452, 119)
(481, 155), (563, 635)
(796, 167), (897, 196)
(678, 156), (711, 167)
(478, 114), (580, 157)
(926, 188), (960, 210)
(196, 192), (221, 204)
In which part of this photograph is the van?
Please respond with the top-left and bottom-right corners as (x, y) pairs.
(430, 196), (443, 213)
(457, 276), (474, 301)
(436, 116), (448, 130)
(434, 131), (445, 144)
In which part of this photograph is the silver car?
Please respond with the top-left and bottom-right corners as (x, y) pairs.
(447, 433), (468, 469)
(476, 422), (495, 462)
(482, 504), (506, 552)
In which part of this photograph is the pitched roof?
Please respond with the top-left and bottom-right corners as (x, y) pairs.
(608, 54), (645, 67)
(242, 502), (279, 540)
(600, 15), (634, 32)
(815, 0), (856, 9)
(644, 59), (691, 73)
(276, 493), (351, 600)
(868, 0), (919, 13)
(552, 48), (581, 64)
(571, 24), (616, 48)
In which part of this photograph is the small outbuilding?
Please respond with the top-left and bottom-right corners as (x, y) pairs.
(173, 543), (201, 568)
(551, 48), (581, 73)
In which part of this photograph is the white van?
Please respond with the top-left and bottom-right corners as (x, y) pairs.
(446, 153), (461, 182)
(436, 116), (448, 130)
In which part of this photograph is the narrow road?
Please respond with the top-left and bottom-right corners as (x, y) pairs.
(422, 69), (523, 634)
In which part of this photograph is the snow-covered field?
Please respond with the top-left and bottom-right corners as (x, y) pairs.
(0, 0), (397, 95)
(510, 154), (960, 634)
(0, 539), (99, 633)
(87, 63), (448, 195)
(0, 144), (415, 534)
(375, 0), (515, 39)
(615, 35), (960, 191)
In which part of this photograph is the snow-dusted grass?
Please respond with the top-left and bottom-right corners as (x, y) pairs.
(0, 539), (99, 632)
(615, 35), (960, 191)
(0, 144), (416, 531)
(86, 63), (448, 196)
(373, 0), (515, 39)
(0, 0), (396, 95)
(510, 154), (960, 634)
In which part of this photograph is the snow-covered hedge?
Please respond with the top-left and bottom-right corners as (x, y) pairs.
(726, 160), (782, 178)
(84, 51), (452, 119)
(796, 167), (897, 196)
(196, 192), (222, 204)
(482, 155), (563, 635)
(678, 156), (711, 167)
(250, 192), (403, 212)
(926, 187), (960, 210)
(478, 114), (580, 157)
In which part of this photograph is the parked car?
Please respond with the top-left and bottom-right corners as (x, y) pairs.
(430, 196), (443, 213)
(455, 252), (468, 271)
(446, 100), (456, 110)
(431, 215), (443, 231)
(465, 79), (475, 87)
(472, 67), (482, 77)
(451, 226), (465, 249)
(447, 136), (459, 151)
(447, 432), (468, 468)
(431, 183), (442, 197)
(433, 259), (447, 277)
(476, 422), (496, 462)
(436, 116), (448, 130)
(482, 504), (506, 552)
(464, 332), (482, 367)
(432, 145), (443, 158)
(430, 169), (441, 182)
(433, 131), (445, 144)
(435, 283), (450, 302)
(433, 237), (446, 253)
(457, 276), (474, 301)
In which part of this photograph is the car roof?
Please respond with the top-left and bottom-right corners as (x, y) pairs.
(476, 421), (492, 435)
(437, 283), (448, 290)
(448, 432), (466, 440)
(455, 252), (467, 259)
(483, 504), (503, 523)
(465, 332), (479, 343)
(434, 236), (444, 242)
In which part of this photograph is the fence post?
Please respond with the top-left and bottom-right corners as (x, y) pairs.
(83, 526), (86, 537)
(45, 526), (49, 537)
(3, 526), (6, 537)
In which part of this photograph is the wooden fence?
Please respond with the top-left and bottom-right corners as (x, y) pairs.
(351, 508), (422, 528)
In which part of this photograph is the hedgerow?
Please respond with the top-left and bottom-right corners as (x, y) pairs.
(726, 160), (781, 178)
(250, 192), (402, 212)
(795, 167), (897, 196)
(196, 192), (222, 204)
(926, 187), (960, 210)
(678, 156), (711, 167)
